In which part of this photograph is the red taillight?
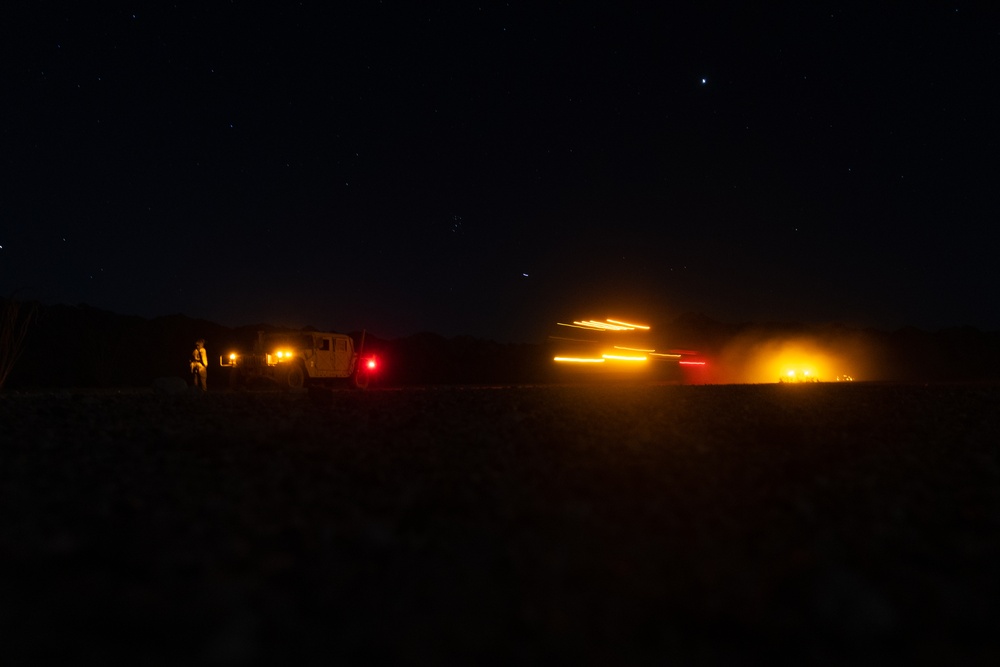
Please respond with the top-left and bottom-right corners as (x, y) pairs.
(366, 357), (377, 370)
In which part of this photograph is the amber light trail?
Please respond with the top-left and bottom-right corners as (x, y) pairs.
(554, 356), (606, 363)
(602, 353), (648, 361)
(570, 320), (633, 331)
(606, 318), (650, 330)
(558, 317), (651, 332)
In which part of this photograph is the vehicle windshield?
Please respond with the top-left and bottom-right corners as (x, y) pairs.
(262, 334), (313, 351)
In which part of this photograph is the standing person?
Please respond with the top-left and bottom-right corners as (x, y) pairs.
(191, 338), (208, 391)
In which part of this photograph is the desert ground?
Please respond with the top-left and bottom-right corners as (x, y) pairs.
(2, 382), (999, 664)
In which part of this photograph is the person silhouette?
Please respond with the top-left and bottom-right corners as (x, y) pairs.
(191, 338), (208, 391)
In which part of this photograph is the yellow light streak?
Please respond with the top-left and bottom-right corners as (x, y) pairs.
(602, 353), (648, 361)
(557, 322), (608, 331)
(614, 345), (655, 352)
(553, 356), (606, 363)
(607, 318), (650, 330)
(649, 352), (681, 358)
(573, 320), (633, 331)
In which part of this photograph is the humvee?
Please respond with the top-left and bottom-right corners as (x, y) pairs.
(222, 330), (377, 389)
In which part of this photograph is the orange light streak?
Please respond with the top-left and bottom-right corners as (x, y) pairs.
(554, 356), (606, 363)
(602, 354), (648, 361)
(573, 320), (633, 331)
(558, 322), (610, 331)
(606, 318), (650, 330)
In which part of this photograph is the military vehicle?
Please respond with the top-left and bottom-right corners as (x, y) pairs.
(222, 330), (377, 389)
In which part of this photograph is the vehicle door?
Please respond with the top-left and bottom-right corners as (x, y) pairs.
(314, 336), (335, 377)
(333, 337), (352, 376)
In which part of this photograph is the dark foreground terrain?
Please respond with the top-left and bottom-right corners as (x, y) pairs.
(2, 383), (999, 664)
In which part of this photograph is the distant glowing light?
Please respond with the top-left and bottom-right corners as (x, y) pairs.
(782, 367), (819, 382)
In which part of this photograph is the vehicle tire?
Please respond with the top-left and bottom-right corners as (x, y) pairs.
(286, 363), (306, 389)
(354, 368), (370, 389)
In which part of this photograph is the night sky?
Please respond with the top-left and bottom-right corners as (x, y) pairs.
(3, 3), (998, 343)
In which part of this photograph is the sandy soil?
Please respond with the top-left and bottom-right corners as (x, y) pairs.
(2, 383), (999, 664)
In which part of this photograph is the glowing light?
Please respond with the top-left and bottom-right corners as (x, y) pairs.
(682, 332), (869, 384)
(554, 356), (606, 363)
(229, 353), (237, 361)
(781, 368), (819, 382)
(649, 352), (681, 358)
(366, 358), (377, 370)
(679, 361), (706, 366)
(614, 345), (654, 353)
